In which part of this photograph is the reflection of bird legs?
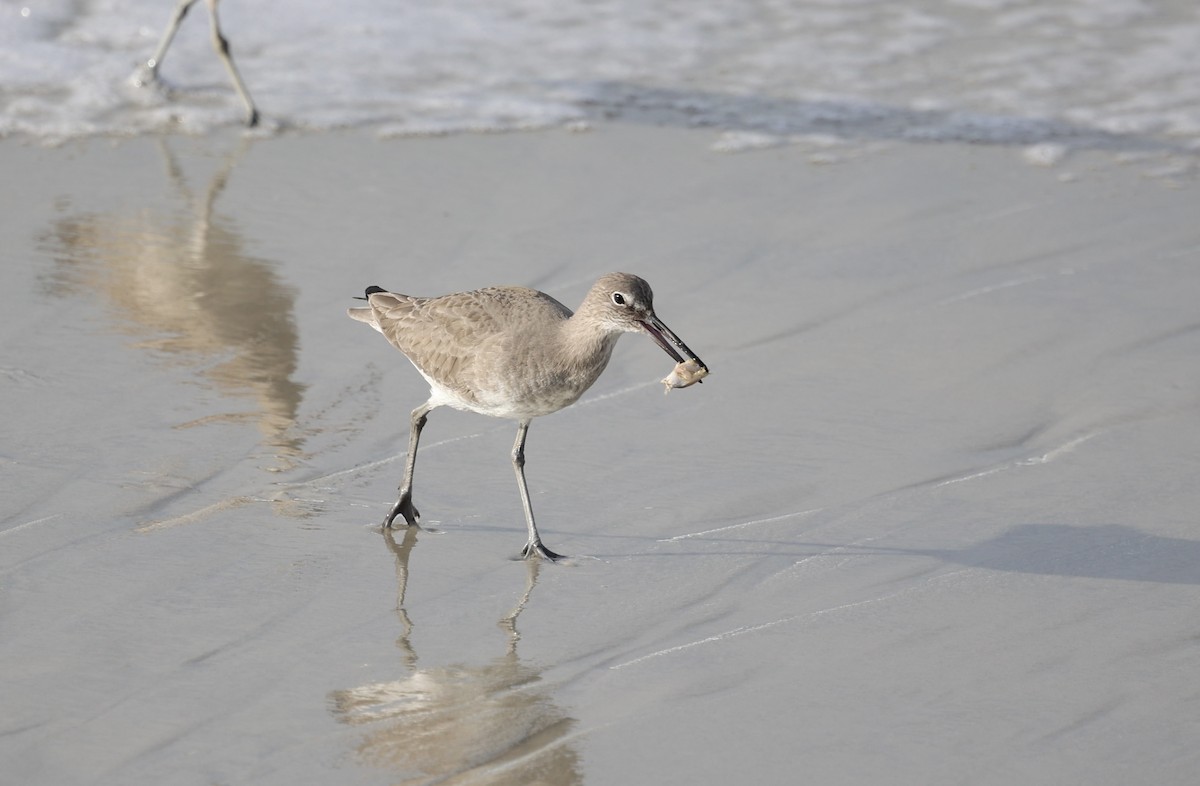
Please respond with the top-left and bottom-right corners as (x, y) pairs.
(499, 559), (541, 655)
(138, 0), (259, 127)
(156, 134), (249, 252)
(153, 136), (308, 477)
(381, 526), (543, 661)
(381, 526), (420, 669)
(332, 531), (579, 782)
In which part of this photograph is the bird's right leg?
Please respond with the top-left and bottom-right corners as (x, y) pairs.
(383, 402), (432, 529)
(134, 0), (199, 85)
(511, 420), (564, 561)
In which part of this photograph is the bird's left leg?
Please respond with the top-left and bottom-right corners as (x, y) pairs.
(383, 402), (431, 529)
(204, 0), (259, 126)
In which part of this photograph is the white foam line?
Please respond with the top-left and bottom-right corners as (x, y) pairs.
(935, 465), (1008, 488)
(1018, 432), (1097, 465)
(610, 617), (796, 670)
(610, 571), (970, 670)
(660, 507), (824, 542)
(0, 513), (63, 538)
(936, 431), (1098, 488)
(937, 274), (1046, 306)
(577, 380), (658, 407)
(789, 533), (888, 570)
(468, 722), (598, 781)
(281, 430), (490, 489)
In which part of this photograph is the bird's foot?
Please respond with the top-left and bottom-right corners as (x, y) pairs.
(382, 494), (420, 530)
(129, 63), (157, 89)
(520, 540), (564, 562)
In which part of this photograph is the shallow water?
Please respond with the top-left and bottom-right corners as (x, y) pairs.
(4, 0), (1200, 163)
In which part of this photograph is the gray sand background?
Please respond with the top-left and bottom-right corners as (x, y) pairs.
(3, 125), (1200, 784)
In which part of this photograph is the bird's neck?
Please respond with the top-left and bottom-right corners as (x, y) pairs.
(557, 312), (621, 375)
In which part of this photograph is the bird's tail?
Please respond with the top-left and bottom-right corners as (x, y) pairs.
(351, 285), (388, 301)
(347, 285), (388, 327)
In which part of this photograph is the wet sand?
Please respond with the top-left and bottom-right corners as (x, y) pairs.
(2, 125), (1199, 785)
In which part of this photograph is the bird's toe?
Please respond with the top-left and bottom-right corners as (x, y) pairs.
(520, 541), (564, 561)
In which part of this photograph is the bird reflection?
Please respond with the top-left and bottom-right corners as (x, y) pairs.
(40, 139), (305, 474)
(330, 529), (581, 785)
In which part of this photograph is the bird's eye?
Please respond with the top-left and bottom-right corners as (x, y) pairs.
(611, 292), (627, 306)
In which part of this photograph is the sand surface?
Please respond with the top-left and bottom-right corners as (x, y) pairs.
(2, 125), (1199, 785)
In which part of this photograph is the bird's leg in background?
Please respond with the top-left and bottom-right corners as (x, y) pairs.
(203, 0), (259, 126)
(143, 0), (199, 79)
(134, 0), (258, 126)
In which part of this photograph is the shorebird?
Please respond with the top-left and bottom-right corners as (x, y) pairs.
(348, 273), (708, 560)
(135, 0), (259, 127)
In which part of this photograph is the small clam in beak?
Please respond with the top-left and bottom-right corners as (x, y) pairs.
(640, 313), (708, 374)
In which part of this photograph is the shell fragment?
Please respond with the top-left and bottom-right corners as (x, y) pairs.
(661, 358), (709, 394)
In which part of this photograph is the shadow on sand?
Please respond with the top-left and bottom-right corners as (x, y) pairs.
(776, 522), (1200, 586)
(920, 523), (1200, 586)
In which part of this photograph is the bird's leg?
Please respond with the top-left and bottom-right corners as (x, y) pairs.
(138, 0), (200, 82)
(204, 0), (259, 126)
(511, 420), (564, 561)
(134, 0), (258, 127)
(384, 403), (431, 529)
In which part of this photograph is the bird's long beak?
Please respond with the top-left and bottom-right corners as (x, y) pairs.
(641, 313), (707, 372)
